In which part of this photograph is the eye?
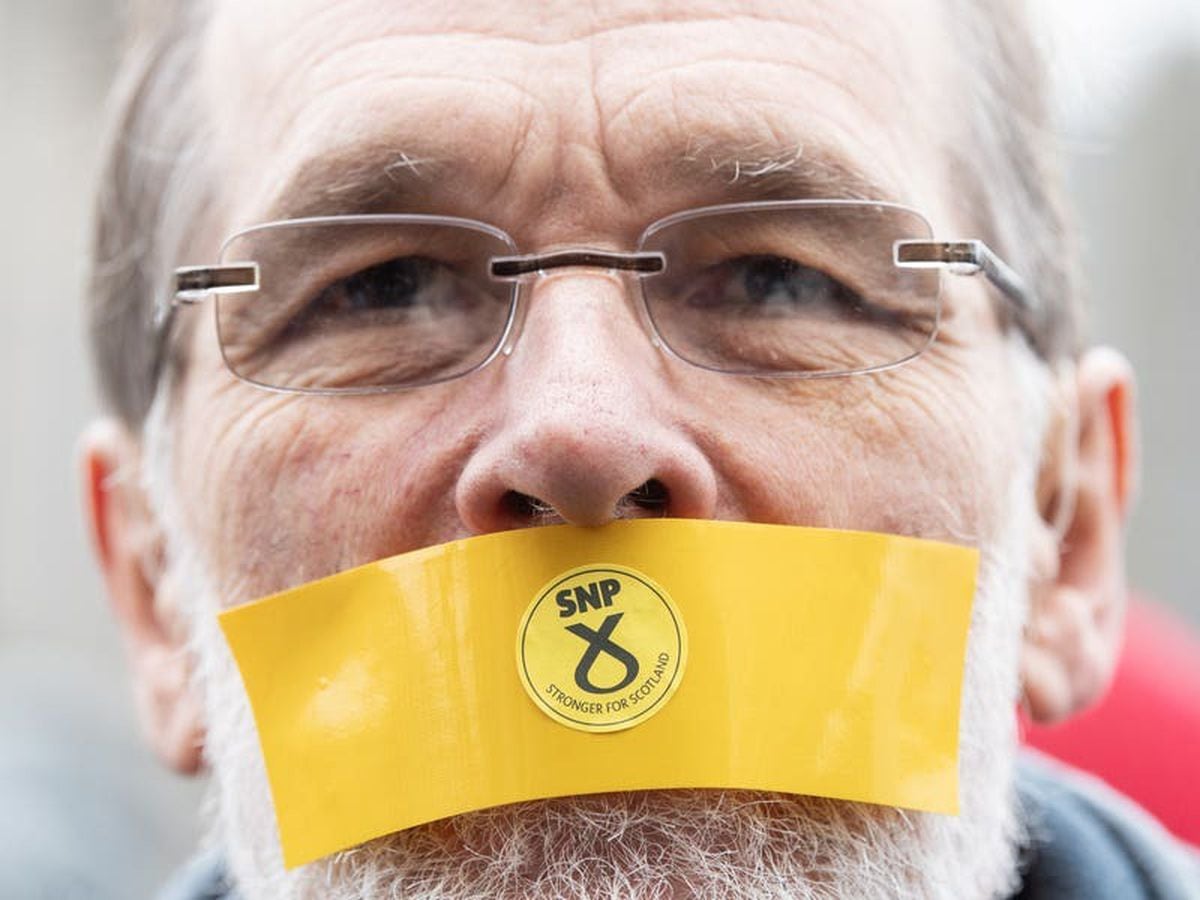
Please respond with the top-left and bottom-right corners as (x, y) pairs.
(308, 256), (460, 319)
(685, 255), (864, 316)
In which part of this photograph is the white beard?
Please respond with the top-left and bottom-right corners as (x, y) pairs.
(144, 350), (1048, 900)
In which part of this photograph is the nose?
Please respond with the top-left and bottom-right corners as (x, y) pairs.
(455, 272), (718, 531)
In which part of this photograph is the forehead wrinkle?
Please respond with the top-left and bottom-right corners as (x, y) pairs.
(584, 4), (939, 207)
(268, 66), (549, 162)
(596, 55), (863, 146)
(239, 0), (898, 52)
(597, 84), (910, 212)
(607, 86), (917, 213)
(205, 15), (558, 220)
(285, 32), (611, 222)
(209, 0), (945, 239)
(227, 70), (552, 225)
(249, 100), (902, 236)
(585, 3), (927, 135)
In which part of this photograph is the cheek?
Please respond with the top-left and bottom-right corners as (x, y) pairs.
(172, 361), (476, 603)
(692, 350), (1022, 544)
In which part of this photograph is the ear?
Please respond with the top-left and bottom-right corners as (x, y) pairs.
(1021, 347), (1138, 724)
(79, 418), (205, 774)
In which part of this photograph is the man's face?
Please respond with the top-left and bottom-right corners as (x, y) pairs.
(175, 0), (1020, 594)
(154, 0), (1045, 896)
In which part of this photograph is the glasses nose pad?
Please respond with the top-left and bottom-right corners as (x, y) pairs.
(500, 282), (529, 357)
(631, 276), (664, 351)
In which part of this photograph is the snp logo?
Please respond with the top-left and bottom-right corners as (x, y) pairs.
(555, 578), (639, 695)
(517, 565), (687, 733)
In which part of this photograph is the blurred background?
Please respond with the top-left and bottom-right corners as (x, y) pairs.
(1, 0), (1197, 896)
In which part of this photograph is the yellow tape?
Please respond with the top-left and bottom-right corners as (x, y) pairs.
(219, 519), (977, 869)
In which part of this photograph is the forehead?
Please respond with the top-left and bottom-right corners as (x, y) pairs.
(200, 0), (954, 242)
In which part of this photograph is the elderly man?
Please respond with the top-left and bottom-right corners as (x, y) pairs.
(80, 0), (1197, 897)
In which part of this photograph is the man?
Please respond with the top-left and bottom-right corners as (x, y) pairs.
(79, 0), (1198, 897)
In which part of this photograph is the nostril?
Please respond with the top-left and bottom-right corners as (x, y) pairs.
(501, 480), (670, 525)
(625, 478), (669, 514)
(503, 490), (559, 522)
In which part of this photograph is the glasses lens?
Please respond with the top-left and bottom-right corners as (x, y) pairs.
(638, 203), (940, 376)
(216, 220), (517, 391)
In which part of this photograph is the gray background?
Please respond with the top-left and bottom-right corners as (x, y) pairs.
(1, 1), (1197, 896)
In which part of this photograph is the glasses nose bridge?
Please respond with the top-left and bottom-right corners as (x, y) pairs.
(491, 247), (668, 358)
(489, 248), (665, 280)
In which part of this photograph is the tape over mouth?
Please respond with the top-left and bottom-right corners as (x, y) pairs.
(219, 519), (978, 869)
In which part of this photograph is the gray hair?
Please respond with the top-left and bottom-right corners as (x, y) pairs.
(86, 0), (1080, 429)
(948, 0), (1081, 362)
(88, 0), (213, 427)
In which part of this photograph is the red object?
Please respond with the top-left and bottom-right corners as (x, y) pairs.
(1023, 599), (1200, 847)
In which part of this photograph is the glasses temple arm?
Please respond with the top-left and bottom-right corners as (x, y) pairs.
(894, 240), (1038, 316)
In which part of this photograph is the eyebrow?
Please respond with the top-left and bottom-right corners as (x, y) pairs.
(671, 137), (899, 205)
(264, 144), (450, 222)
(261, 131), (900, 226)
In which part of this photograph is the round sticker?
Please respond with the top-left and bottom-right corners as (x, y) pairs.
(516, 564), (687, 733)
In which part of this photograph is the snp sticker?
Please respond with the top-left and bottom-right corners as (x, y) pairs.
(517, 565), (687, 733)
